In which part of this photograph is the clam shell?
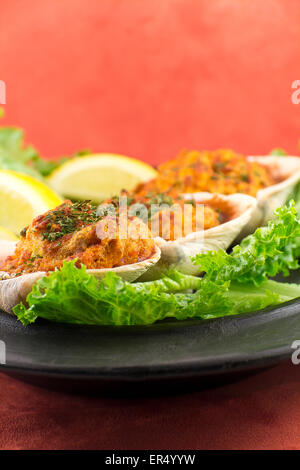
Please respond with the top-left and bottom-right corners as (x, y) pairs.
(139, 192), (258, 280)
(248, 156), (300, 224)
(0, 244), (161, 315)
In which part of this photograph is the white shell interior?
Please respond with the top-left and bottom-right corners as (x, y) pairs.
(248, 156), (300, 224)
(139, 192), (258, 280)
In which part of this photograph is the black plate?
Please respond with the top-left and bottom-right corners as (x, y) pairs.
(1, 271), (300, 394)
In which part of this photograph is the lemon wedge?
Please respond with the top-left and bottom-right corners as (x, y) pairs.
(0, 170), (63, 234)
(0, 226), (18, 241)
(47, 153), (157, 202)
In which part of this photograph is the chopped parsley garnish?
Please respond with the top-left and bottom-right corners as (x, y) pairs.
(213, 162), (226, 172)
(147, 193), (176, 206)
(41, 201), (99, 241)
(20, 226), (27, 237)
(241, 174), (249, 182)
(96, 203), (117, 218)
(184, 199), (196, 207)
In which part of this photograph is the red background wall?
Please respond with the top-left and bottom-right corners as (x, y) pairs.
(1, 0), (300, 165)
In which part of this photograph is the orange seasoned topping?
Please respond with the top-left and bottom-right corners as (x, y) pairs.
(1, 201), (155, 276)
(135, 149), (278, 197)
(105, 190), (229, 241)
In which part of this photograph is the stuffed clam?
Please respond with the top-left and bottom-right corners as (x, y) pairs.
(130, 191), (258, 280)
(104, 189), (257, 279)
(0, 200), (161, 314)
(135, 149), (300, 226)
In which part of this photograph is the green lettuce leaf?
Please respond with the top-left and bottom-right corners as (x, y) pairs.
(0, 127), (43, 179)
(286, 181), (300, 215)
(0, 126), (92, 178)
(32, 149), (92, 177)
(13, 261), (232, 326)
(193, 202), (300, 285)
(12, 203), (300, 327)
(269, 148), (288, 156)
(224, 280), (300, 315)
(13, 260), (300, 326)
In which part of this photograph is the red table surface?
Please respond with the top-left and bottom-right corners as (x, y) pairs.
(1, 0), (300, 450)
(0, 364), (300, 450)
